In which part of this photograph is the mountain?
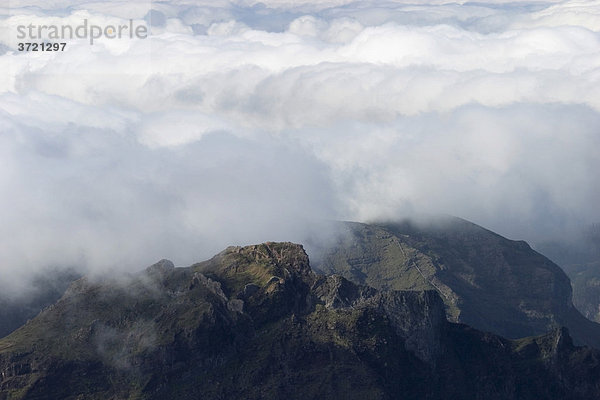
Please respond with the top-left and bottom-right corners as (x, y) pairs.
(535, 230), (600, 324)
(562, 261), (600, 323)
(0, 268), (80, 338)
(1, 242), (600, 399)
(311, 217), (600, 348)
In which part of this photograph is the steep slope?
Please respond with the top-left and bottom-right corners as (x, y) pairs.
(312, 218), (600, 348)
(0, 269), (80, 338)
(1, 242), (600, 400)
(535, 237), (600, 324)
(562, 261), (600, 323)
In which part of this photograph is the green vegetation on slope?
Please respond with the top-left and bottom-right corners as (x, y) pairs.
(1, 242), (599, 400)
(312, 218), (600, 348)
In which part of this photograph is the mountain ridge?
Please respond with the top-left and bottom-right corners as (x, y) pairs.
(1, 242), (600, 399)
(312, 217), (600, 348)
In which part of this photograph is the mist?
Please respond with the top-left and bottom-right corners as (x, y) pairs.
(1, 0), (599, 293)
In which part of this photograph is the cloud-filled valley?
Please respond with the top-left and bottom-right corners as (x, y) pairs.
(1, 0), (599, 292)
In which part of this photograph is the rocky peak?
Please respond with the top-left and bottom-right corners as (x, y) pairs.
(2, 242), (600, 400)
(145, 259), (175, 275)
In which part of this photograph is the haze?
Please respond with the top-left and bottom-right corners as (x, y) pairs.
(1, 0), (599, 293)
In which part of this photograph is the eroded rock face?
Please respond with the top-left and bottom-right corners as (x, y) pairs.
(310, 274), (445, 362)
(313, 219), (600, 348)
(1, 242), (599, 400)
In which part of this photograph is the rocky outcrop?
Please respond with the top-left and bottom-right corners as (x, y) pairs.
(1, 242), (599, 400)
(313, 218), (600, 348)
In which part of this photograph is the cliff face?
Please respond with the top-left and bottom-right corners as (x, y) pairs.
(564, 261), (600, 323)
(535, 226), (600, 324)
(313, 218), (600, 348)
(1, 242), (599, 400)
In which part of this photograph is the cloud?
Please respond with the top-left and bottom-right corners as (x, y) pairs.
(0, 0), (599, 290)
(0, 92), (337, 294)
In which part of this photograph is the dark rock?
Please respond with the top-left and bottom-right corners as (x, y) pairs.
(146, 259), (175, 275)
(1, 242), (599, 400)
(313, 218), (600, 348)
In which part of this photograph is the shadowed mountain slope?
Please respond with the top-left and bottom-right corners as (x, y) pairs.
(1, 242), (600, 399)
(312, 218), (600, 348)
(536, 234), (600, 324)
(0, 269), (80, 338)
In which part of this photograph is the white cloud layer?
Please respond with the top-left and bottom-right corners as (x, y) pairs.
(1, 0), (599, 291)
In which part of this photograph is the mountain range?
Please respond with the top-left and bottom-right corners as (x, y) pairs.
(2, 218), (600, 399)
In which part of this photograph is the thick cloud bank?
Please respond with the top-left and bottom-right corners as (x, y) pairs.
(1, 0), (599, 291)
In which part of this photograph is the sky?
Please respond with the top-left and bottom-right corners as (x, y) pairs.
(1, 0), (599, 292)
